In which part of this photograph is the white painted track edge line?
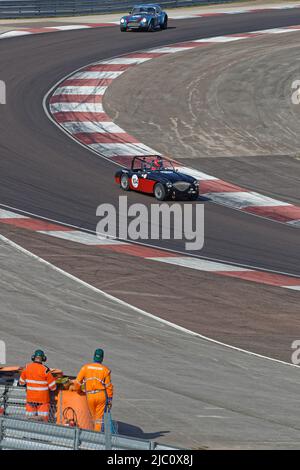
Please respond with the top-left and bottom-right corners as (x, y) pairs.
(0, 231), (299, 370)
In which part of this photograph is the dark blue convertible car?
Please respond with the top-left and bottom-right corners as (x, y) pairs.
(120, 4), (168, 32)
(115, 156), (199, 201)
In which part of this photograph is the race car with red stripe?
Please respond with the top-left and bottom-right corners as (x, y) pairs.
(115, 156), (199, 201)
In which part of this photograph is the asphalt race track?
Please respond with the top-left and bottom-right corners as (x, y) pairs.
(1, 10), (300, 274)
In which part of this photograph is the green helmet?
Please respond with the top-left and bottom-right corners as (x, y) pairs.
(32, 350), (47, 362)
(93, 348), (104, 364)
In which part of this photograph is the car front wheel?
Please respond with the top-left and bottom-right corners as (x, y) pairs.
(120, 174), (130, 191)
(160, 17), (168, 30)
(120, 27), (127, 32)
(154, 183), (167, 201)
(148, 20), (155, 32)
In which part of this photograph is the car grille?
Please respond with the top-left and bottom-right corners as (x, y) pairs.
(128, 22), (141, 27)
(173, 182), (191, 191)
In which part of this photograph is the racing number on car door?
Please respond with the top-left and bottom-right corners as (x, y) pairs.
(131, 174), (139, 189)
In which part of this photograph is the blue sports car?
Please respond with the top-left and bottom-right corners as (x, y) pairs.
(120, 4), (168, 32)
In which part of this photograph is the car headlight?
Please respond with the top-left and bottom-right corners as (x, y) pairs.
(141, 17), (147, 23)
(166, 182), (173, 188)
(120, 18), (125, 23)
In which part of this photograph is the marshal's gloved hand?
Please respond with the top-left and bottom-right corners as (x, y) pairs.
(107, 398), (113, 410)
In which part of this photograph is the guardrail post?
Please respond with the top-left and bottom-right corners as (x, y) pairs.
(150, 440), (155, 450)
(73, 427), (80, 450)
(0, 416), (4, 448)
(104, 411), (112, 450)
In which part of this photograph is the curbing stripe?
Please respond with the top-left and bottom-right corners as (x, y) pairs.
(37, 230), (126, 245)
(0, 209), (28, 219)
(194, 36), (246, 42)
(75, 132), (139, 144)
(148, 257), (251, 272)
(54, 111), (110, 122)
(201, 192), (291, 209)
(71, 71), (125, 79)
(61, 121), (126, 134)
(54, 85), (108, 95)
(50, 102), (104, 113)
(88, 141), (157, 156)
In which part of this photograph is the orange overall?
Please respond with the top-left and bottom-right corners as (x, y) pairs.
(74, 363), (113, 432)
(19, 362), (57, 421)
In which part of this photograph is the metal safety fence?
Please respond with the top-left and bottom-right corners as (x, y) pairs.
(0, 385), (177, 450)
(0, 416), (162, 450)
(0, 0), (242, 19)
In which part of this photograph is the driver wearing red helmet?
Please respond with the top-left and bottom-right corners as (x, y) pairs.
(151, 157), (163, 171)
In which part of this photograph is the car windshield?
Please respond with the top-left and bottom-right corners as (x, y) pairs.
(132, 7), (156, 15)
(132, 156), (175, 172)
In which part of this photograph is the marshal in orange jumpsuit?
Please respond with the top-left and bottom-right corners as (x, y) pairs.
(19, 350), (57, 422)
(74, 349), (113, 432)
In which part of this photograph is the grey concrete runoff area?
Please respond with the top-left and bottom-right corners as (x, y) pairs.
(1, 237), (300, 450)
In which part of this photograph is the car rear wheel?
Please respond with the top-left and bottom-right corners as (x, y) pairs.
(120, 174), (130, 191)
(160, 17), (168, 30)
(154, 183), (167, 201)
